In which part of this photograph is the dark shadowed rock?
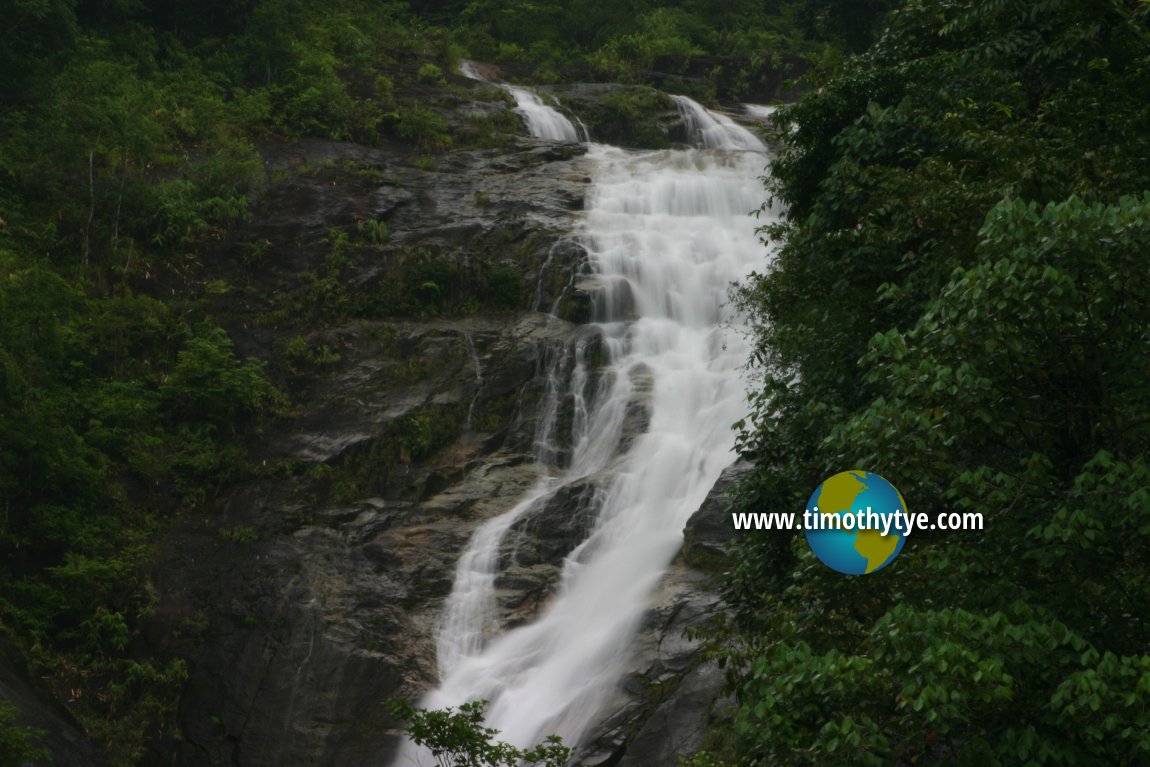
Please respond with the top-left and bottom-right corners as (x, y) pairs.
(0, 644), (105, 767)
(682, 460), (754, 568)
(574, 565), (729, 767)
(572, 463), (748, 767)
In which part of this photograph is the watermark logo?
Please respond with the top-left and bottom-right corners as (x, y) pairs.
(728, 471), (983, 568)
(805, 470), (907, 575)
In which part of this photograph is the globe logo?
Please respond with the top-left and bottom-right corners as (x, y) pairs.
(805, 471), (908, 574)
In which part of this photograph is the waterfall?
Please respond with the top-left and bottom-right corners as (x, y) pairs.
(505, 88), (581, 143)
(743, 103), (778, 121)
(671, 95), (766, 151)
(458, 61), (484, 81)
(459, 61), (581, 143)
(463, 333), (485, 433)
(398, 82), (774, 763)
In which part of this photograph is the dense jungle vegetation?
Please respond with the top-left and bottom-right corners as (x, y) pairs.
(2, 0), (1147, 764)
(723, 0), (1150, 764)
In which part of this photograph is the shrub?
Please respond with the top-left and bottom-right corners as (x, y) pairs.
(390, 700), (570, 767)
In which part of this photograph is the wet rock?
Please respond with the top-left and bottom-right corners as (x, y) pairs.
(150, 122), (602, 766)
(503, 479), (601, 568)
(161, 449), (549, 767)
(613, 660), (728, 767)
(556, 283), (593, 324)
(533, 238), (589, 314)
(681, 460), (754, 568)
(542, 84), (684, 149)
(617, 363), (654, 453)
(573, 466), (743, 767)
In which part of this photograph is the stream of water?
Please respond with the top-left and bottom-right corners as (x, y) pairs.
(400, 69), (775, 763)
(460, 61), (582, 143)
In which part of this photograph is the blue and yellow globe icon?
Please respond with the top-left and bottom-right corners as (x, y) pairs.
(805, 471), (907, 574)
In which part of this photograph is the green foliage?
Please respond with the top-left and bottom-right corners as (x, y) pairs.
(161, 328), (279, 429)
(590, 88), (676, 149)
(358, 217), (390, 245)
(153, 135), (263, 252)
(599, 8), (703, 69)
(390, 699), (571, 767)
(723, 1), (1150, 765)
(366, 250), (525, 318)
(418, 62), (448, 84)
(457, 109), (523, 149)
(444, 0), (833, 79)
(679, 751), (733, 767)
(799, 0), (898, 52)
(0, 264), (276, 762)
(219, 524), (260, 543)
(390, 104), (455, 153)
(283, 334), (343, 373)
(75, 655), (190, 766)
(394, 406), (466, 464)
(0, 700), (48, 767)
(480, 264), (527, 310)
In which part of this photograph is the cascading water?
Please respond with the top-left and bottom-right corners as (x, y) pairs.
(397, 88), (775, 763)
(743, 103), (778, 121)
(505, 88), (581, 142)
(671, 95), (766, 152)
(459, 61), (581, 142)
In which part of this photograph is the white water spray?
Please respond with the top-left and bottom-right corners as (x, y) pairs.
(671, 95), (767, 152)
(505, 88), (581, 142)
(459, 61), (581, 143)
(743, 103), (778, 121)
(398, 92), (774, 762)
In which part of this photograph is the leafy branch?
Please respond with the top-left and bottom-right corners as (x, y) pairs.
(390, 700), (571, 767)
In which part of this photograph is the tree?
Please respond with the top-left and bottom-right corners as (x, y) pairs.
(390, 700), (571, 767)
(0, 701), (48, 767)
(721, 0), (1150, 764)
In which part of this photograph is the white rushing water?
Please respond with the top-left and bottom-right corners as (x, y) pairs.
(397, 83), (775, 763)
(459, 61), (581, 142)
(505, 88), (581, 142)
(671, 95), (766, 152)
(743, 103), (778, 121)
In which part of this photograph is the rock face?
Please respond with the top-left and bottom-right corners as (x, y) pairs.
(0, 644), (106, 767)
(683, 461), (754, 569)
(573, 462), (747, 767)
(138, 77), (749, 767)
(164, 451), (551, 766)
(575, 563), (727, 767)
(150, 121), (602, 765)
